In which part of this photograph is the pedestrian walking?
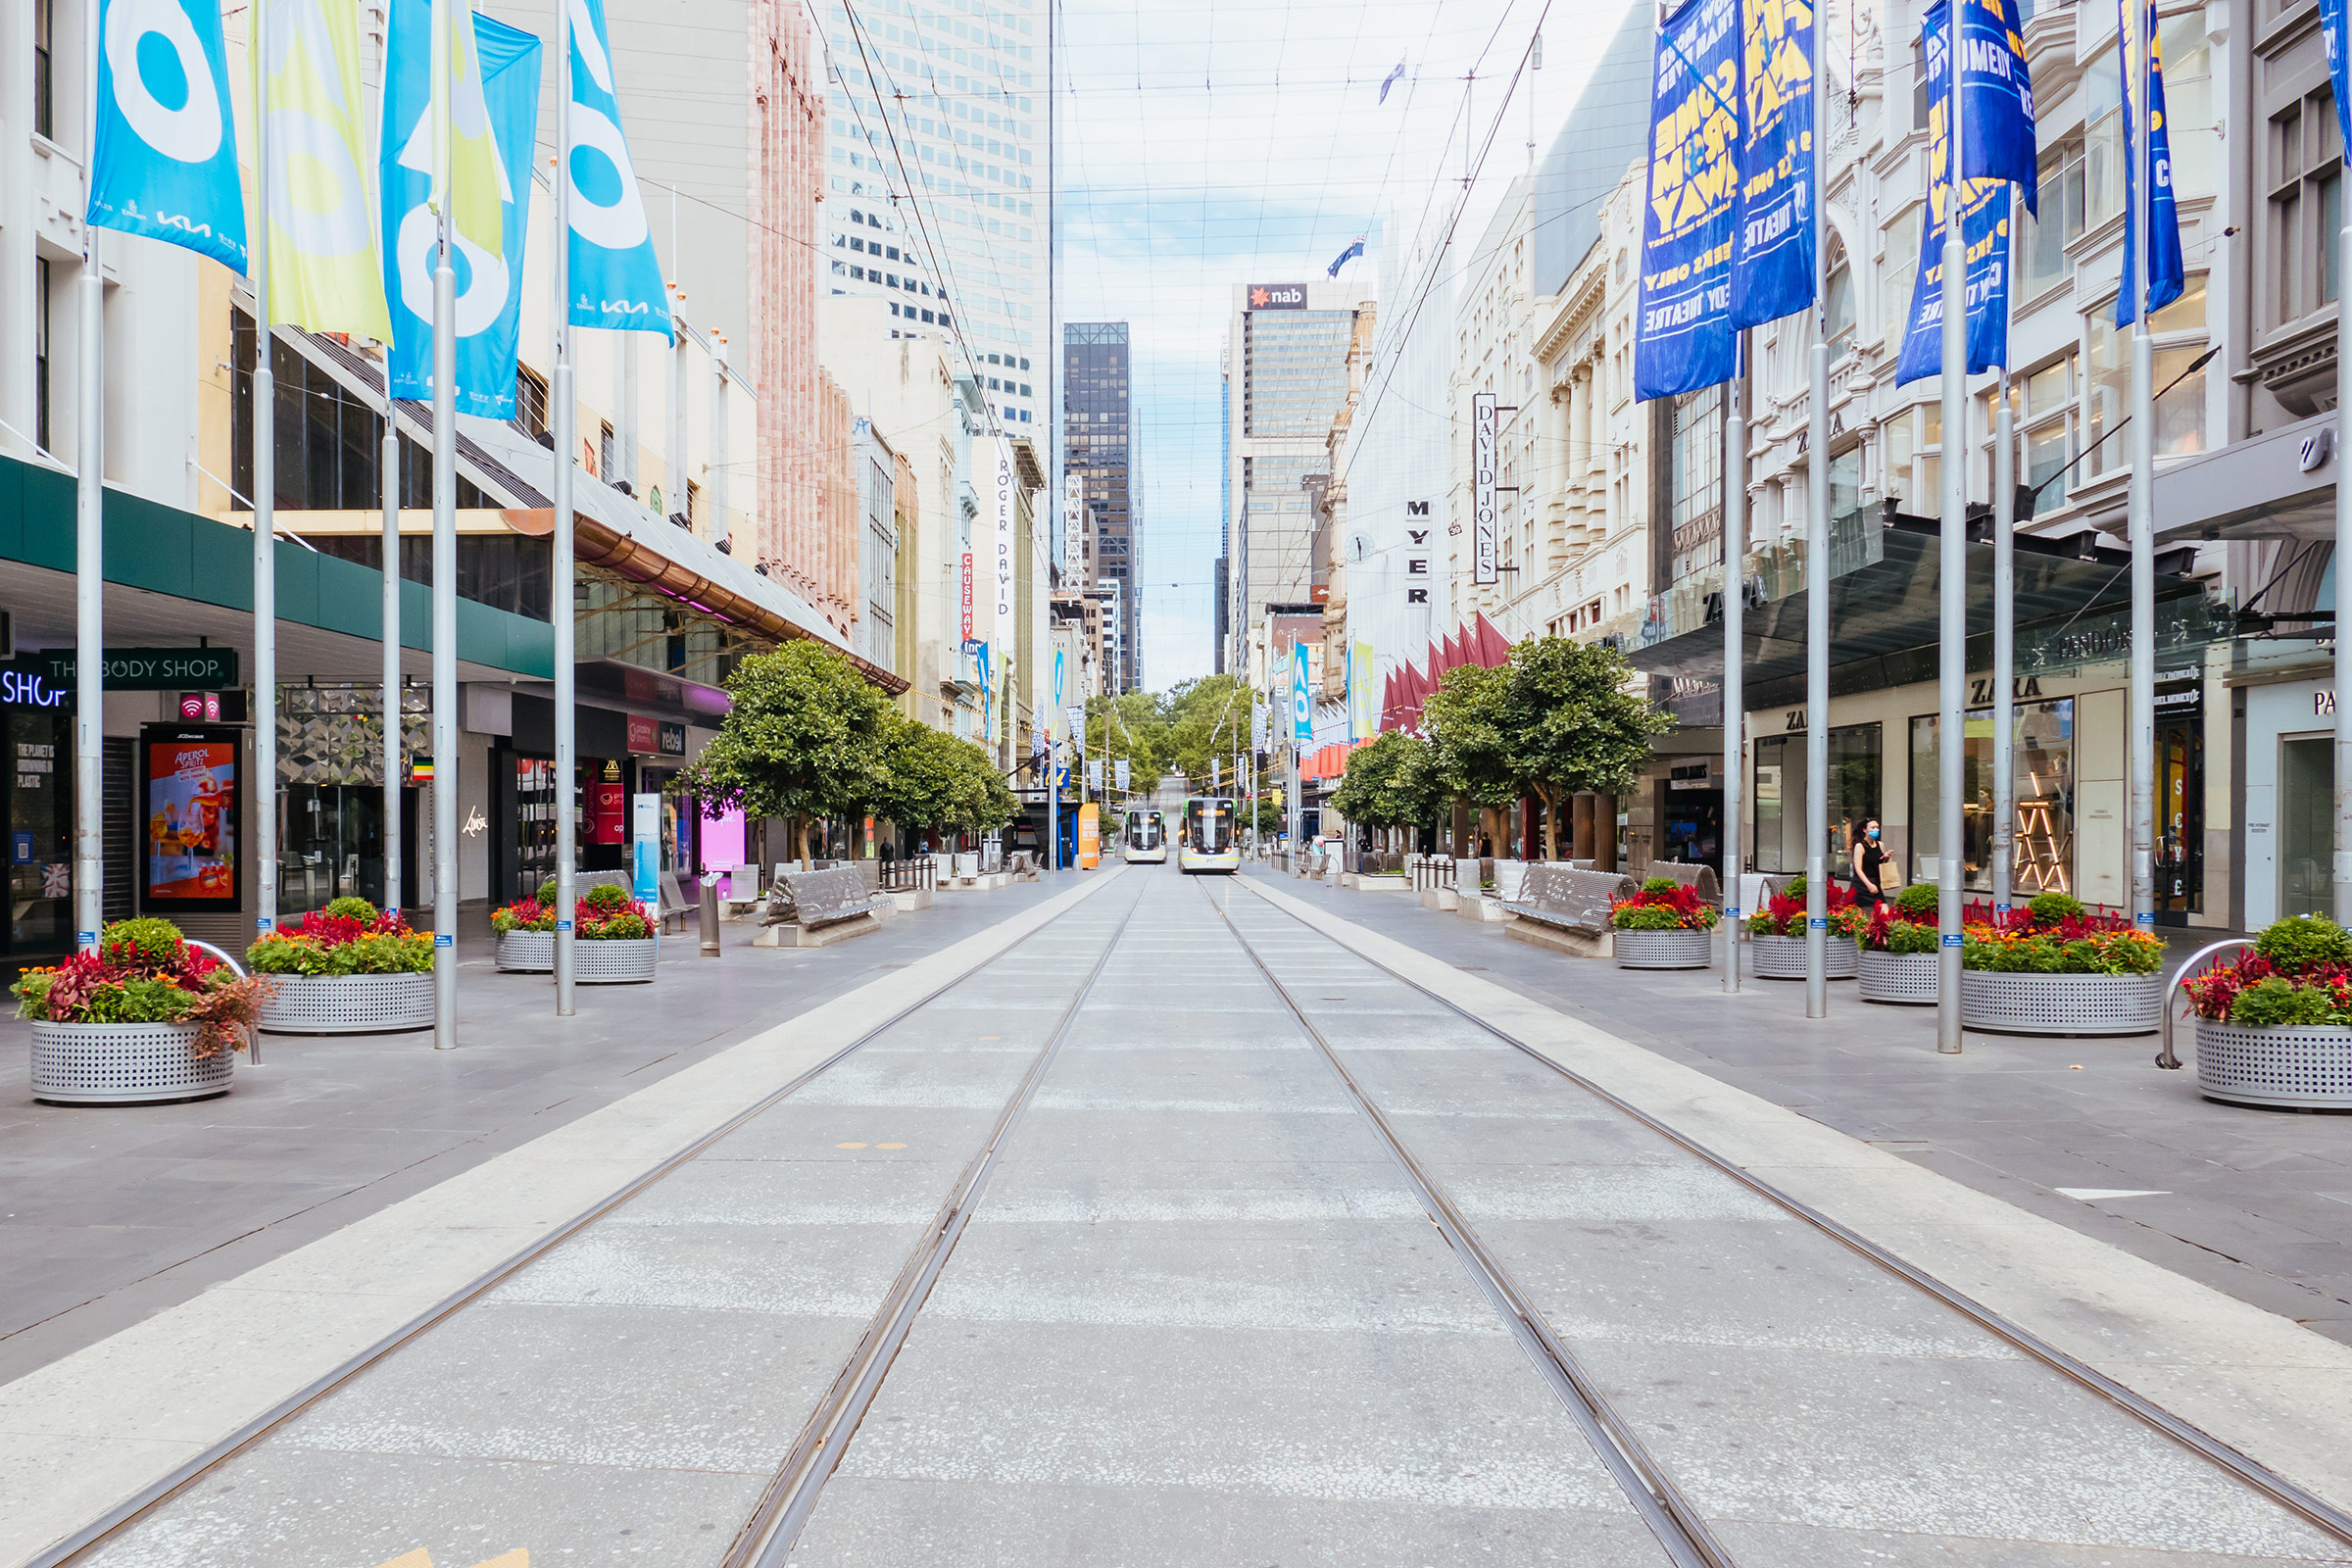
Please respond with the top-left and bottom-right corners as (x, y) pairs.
(1853, 817), (1890, 911)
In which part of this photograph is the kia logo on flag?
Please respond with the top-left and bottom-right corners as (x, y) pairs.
(1249, 284), (1307, 311)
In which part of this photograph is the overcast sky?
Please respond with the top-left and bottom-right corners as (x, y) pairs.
(1055, 0), (1641, 689)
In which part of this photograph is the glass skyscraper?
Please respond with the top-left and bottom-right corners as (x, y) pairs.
(818, 0), (1047, 431)
(1064, 322), (1138, 692)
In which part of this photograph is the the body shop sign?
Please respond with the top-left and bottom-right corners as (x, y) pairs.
(45, 647), (237, 690)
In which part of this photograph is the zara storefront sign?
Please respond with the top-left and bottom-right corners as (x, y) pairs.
(44, 648), (238, 690)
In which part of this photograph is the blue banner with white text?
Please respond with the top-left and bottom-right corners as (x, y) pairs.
(382, 2), (542, 416)
(1957, 0), (2038, 212)
(1636, 0), (1741, 400)
(2117, 0), (2184, 324)
(1731, 0), (1814, 329)
(1896, 7), (2013, 384)
(88, 0), (248, 271)
(568, 0), (674, 338)
(2324, 0), (2352, 150)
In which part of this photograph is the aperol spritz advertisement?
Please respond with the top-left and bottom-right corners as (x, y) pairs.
(142, 729), (240, 907)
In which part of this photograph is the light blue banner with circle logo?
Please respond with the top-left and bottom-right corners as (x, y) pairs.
(381, 0), (541, 416)
(567, 0), (673, 339)
(88, 0), (248, 271)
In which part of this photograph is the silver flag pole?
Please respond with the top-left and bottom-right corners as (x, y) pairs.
(73, 0), (105, 956)
(2128, 0), (2158, 942)
(554, 0), (579, 1013)
(380, 22), (404, 924)
(1936, 1), (1967, 1054)
(254, 1), (279, 951)
(1802, 1), (1831, 1020)
(1723, 334), (1745, 993)
(429, 0), (459, 1049)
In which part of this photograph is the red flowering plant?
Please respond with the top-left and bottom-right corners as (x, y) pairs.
(1745, 875), (1869, 941)
(2181, 914), (2352, 1026)
(248, 898), (430, 975)
(1610, 878), (1720, 932)
(1860, 881), (1943, 956)
(1959, 892), (2164, 975)
(13, 917), (271, 1057)
(493, 880), (653, 940)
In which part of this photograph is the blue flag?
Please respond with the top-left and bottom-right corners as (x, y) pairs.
(2117, 0), (2183, 324)
(1328, 237), (1364, 277)
(382, 2), (542, 416)
(1637, 0), (1742, 401)
(1730, 0), (1813, 328)
(2323, 0), (2352, 151)
(1896, 4), (2013, 385)
(1379, 60), (1406, 104)
(87, 0), (248, 270)
(569, 0), (675, 339)
(1957, 0), (2037, 213)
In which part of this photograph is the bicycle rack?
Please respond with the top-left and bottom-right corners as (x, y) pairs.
(2156, 938), (2254, 1071)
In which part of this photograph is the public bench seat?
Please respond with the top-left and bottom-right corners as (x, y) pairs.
(1501, 864), (1637, 956)
(1642, 860), (1723, 906)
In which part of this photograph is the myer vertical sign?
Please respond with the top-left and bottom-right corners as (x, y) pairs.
(1472, 393), (1498, 586)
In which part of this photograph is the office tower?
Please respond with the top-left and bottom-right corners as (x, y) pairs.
(1063, 322), (1138, 692)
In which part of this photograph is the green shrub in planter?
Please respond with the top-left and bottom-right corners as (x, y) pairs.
(2228, 976), (2342, 1028)
(2252, 914), (2352, 973)
(1892, 882), (1938, 920)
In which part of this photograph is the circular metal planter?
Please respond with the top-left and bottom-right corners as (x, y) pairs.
(258, 971), (435, 1035)
(575, 938), (658, 984)
(30, 1020), (231, 1105)
(497, 929), (554, 972)
(1749, 932), (1858, 980)
(2192, 1019), (2352, 1110)
(1614, 927), (1713, 970)
(1858, 949), (1939, 1005)
(1959, 970), (2166, 1036)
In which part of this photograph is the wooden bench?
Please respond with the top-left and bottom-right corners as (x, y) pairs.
(1502, 864), (1637, 957)
(753, 864), (888, 948)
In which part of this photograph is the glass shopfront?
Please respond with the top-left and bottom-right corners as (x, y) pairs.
(1751, 723), (1883, 876)
(279, 785), (387, 914)
(2279, 735), (2331, 920)
(497, 753), (560, 901)
(10, 711), (72, 952)
(1909, 699), (2076, 893)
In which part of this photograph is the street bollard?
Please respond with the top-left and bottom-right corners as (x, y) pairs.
(700, 878), (721, 957)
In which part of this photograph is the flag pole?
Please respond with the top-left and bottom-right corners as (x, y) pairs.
(1723, 332), (1745, 994)
(2339, 123), (2352, 926)
(1803, 0), (1830, 1020)
(74, 0), (105, 956)
(554, 0), (579, 1012)
(1936, 0), (1967, 1054)
(381, 23), (404, 925)
(1992, 209), (2017, 926)
(254, 1), (280, 953)
(2128, 0), (2157, 940)
(429, 0), (459, 1049)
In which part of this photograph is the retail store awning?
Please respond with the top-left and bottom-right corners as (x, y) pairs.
(2149, 412), (2337, 545)
(1627, 511), (2218, 710)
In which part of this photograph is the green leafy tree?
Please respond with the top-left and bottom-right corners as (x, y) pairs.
(1421, 662), (1518, 813)
(1330, 729), (1442, 842)
(671, 641), (898, 859)
(1497, 636), (1671, 858)
(1085, 690), (1174, 798)
(1165, 674), (1254, 790)
(875, 718), (1019, 841)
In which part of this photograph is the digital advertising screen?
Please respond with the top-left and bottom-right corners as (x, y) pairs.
(141, 727), (243, 909)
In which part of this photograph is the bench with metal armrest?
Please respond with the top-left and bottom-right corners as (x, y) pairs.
(752, 865), (888, 948)
(1501, 865), (1638, 956)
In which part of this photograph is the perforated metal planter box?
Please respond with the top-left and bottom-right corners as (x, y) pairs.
(576, 938), (658, 984)
(258, 971), (434, 1035)
(1749, 933), (1858, 980)
(2192, 1020), (2352, 1109)
(1959, 970), (2165, 1036)
(1613, 928), (1713, 970)
(30, 1020), (231, 1105)
(1858, 949), (1939, 1005)
(497, 930), (554, 972)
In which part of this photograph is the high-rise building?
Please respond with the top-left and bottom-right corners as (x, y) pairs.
(815, 0), (1047, 435)
(1222, 281), (1369, 679)
(1063, 322), (1137, 692)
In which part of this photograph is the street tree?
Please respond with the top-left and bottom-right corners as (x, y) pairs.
(1498, 636), (1672, 858)
(671, 641), (898, 860)
(1165, 674), (1254, 788)
(1420, 662), (1519, 844)
(1329, 729), (1442, 850)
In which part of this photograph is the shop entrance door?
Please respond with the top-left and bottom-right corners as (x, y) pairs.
(2155, 715), (2203, 921)
(1661, 787), (1723, 868)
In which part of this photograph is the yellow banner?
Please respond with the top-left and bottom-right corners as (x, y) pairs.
(255, 0), (391, 337)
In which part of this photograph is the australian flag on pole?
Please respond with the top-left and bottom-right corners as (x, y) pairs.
(1328, 237), (1365, 277)
(1379, 60), (1406, 103)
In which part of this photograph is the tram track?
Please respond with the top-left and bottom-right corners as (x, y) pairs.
(33, 869), (1144, 1568)
(1213, 871), (2352, 1560)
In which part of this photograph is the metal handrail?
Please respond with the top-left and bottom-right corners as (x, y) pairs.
(2156, 938), (2253, 1071)
(185, 940), (258, 1065)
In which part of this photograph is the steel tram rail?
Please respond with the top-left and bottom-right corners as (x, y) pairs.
(1224, 875), (2352, 1554)
(724, 871), (1152, 1566)
(1199, 879), (1736, 1568)
(35, 870), (1143, 1568)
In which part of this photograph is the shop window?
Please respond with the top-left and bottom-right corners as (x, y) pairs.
(2020, 139), (2086, 301)
(2270, 88), (2344, 327)
(513, 366), (549, 441)
(2085, 278), (2208, 473)
(33, 259), (50, 454)
(33, 0), (53, 140)
(1749, 723), (1881, 877)
(2280, 735), (2333, 918)
(10, 711), (71, 953)
(1881, 205), (1921, 349)
(2018, 352), (2078, 515)
(1824, 241), (1856, 360)
(1909, 700), (2076, 893)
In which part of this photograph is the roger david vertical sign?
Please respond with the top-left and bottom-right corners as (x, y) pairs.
(1637, 0), (1741, 400)
(992, 440), (1017, 637)
(1472, 393), (1500, 586)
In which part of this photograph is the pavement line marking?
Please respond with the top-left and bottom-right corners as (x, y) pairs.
(1238, 873), (2352, 1519)
(877, 1143), (907, 1150)
(836, 1143), (868, 1150)
(0, 869), (1131, 1568)
(2055, 1188), (2172, 1201)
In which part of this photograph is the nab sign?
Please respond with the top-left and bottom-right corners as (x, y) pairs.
(1248, 283), (1307, 311)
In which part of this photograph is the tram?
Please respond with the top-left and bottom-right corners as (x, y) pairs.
(1124, 808), (1168, 863)
(1177, 797), (1241, 874)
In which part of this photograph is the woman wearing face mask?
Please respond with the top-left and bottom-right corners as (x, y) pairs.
(1853, 817), (1889, 910)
